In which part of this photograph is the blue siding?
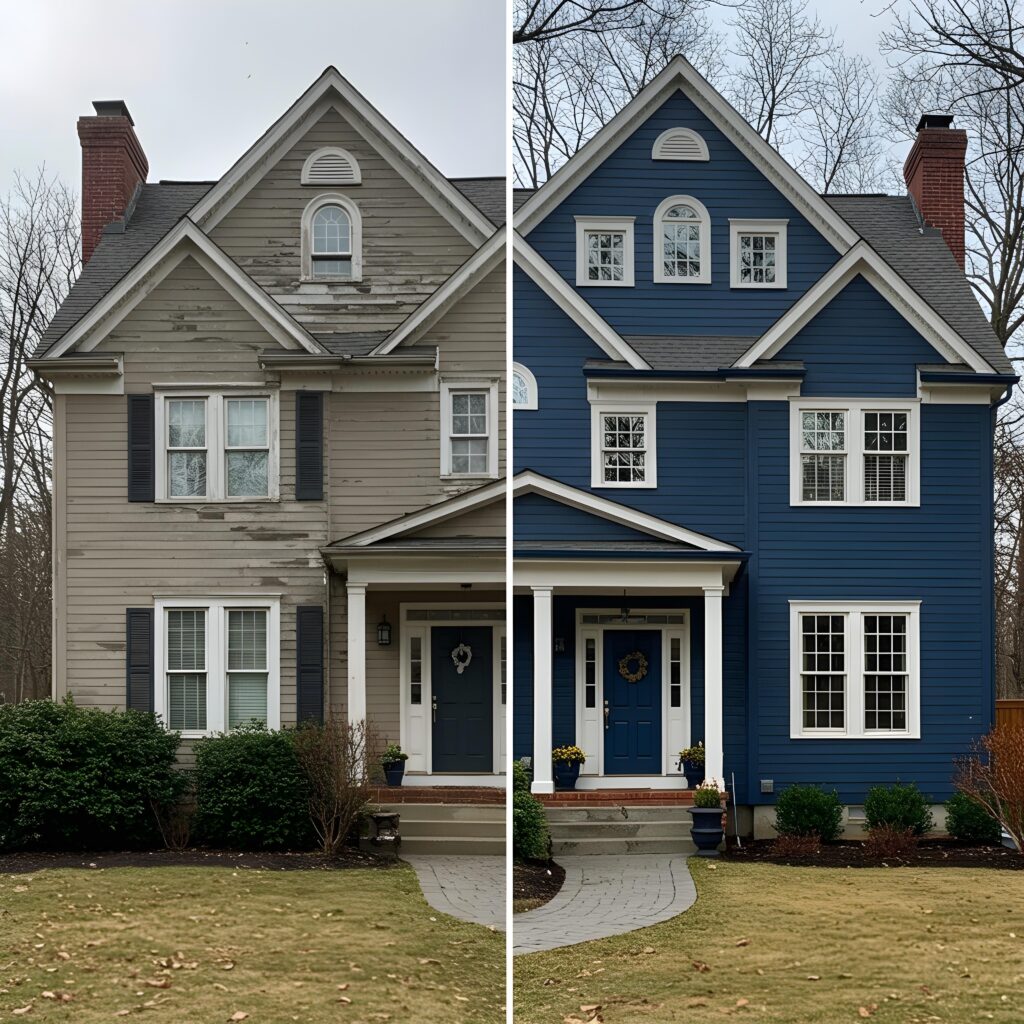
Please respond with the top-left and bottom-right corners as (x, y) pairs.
(515, 492), (674, 542)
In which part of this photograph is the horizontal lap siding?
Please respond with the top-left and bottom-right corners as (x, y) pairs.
(414, 501), (505, 538)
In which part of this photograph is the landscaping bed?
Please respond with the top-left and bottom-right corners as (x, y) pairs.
(724, 838), (1023, 869)
(514, 859), (565, 913)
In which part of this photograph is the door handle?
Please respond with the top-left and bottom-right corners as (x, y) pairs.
(432, 697), (438, 723)
(603, 700), (610, 730)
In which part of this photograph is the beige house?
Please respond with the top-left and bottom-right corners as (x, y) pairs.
(30, 68), (506, 788)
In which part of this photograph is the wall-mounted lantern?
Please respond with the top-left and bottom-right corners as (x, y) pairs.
(377, 616), (393, 647)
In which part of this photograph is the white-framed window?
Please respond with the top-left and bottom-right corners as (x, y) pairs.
(155, 392), (278, 502)
(590, 401), (657, 488)
(790, 601), (920, 739)
(511, 362), (538, 410)
(440, 380), (499, 479)
(575, 216), (635, 287)
(155, 597), (281, 738)
(730, 219), (788, 288)
(300, 194), (363, 281)
(789, 399), (919, 507)
(654, 196), (711, 284)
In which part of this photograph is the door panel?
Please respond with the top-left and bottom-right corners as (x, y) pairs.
(603, 629), (662, 774)
(431, 626), (493, 773)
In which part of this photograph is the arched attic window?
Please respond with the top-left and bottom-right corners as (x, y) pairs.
(651, 127), (709, 161)
(301, 146), (362, 186)
(512, 363), (538, 410)
(301, 194), (363, 281)
(654, 196), (711, 284)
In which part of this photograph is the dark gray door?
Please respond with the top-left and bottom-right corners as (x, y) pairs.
(431, 626), (493, 772)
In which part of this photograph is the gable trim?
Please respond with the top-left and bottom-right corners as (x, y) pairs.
(733, 241), (995, 373)
(514, 234), (650, 369)
(513, 55), (859, 253)
(189, 68), (493, 243)
(40, 221), (323, 360)
(372, 227), (506, 355)
(512, 470), (740, 551)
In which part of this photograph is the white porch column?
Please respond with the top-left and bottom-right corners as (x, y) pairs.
(347, 583), (367, 726)
(703, 584), (725, 787)
(531, 586), (554, 794)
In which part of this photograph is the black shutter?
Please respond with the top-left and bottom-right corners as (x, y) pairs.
(295, 392), (324, 500)
(127, 394), (155, 502)
(296, 605), (325, 723)
(125, 608), (154, 713)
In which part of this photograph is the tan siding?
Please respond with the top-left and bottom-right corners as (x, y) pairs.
(412, 501), (505, 538)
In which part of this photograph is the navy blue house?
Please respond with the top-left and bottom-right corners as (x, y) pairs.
(511, 57), (1016, 835)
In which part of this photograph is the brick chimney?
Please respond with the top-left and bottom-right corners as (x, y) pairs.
(903, 113), (968, 269)
(77, 100), (148, 263)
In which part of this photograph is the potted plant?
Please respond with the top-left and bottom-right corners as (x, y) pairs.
(688, 779), (724, 856)
(552, 745), (586, 791)
(381, 743), (408, 786)
(679, 742), (706, 789)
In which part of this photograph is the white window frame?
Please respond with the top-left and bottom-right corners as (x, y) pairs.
(575, 216), (635, 287)
(155, 391), (279, 502)
(440, 379), (499, 480)
(511, 362), (538, 411)
(730, 218), (788, 289)
(300, 193), (363, 282)
(789, 398), (919, 507)
(789, 601), (921, 739)
(154, 596), (281, 739)
(653, 195), (711, 285)
(590, 401), (658, 489)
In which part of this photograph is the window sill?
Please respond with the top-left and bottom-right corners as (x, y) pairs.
(298, 275), (362, 285)
(654, 277), (712, 286)
(592, 480), (658, 490)
(441, 473), (499, 483)
(731, 282), (786, 290)
(791, 500), (920, 509)
(575, 279), (634, 288)
(790, 731), (921, 741)
(156, 496), (279, 504)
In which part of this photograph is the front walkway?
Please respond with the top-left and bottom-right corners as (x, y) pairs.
(404, 854), (506, 930)
(513, 854), (696, 954)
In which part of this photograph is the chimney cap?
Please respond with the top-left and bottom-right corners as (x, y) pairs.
(916, 113), (954, 132)
(91, 100), (134, 124)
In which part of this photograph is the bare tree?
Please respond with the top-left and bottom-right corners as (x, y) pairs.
(514, 0), (659, 45)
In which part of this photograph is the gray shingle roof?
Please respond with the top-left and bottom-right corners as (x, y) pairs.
(450, 177), (505, 225)
(623, 335), (759, 371)
(312, 331), (390, 356)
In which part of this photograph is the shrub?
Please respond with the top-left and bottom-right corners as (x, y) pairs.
(945, 791), (1002, 844)
(380, 743), (407, 765)
(863, 782), (934, 837)
(774, 784), (843, 842)
(513, 789), (549, 861)
(693, 779), (723, 808)
(770, 833), (821, 859)
(193, 724), (313, 850)
(0, 697), (184, 851)
(512, 759), (531, 792)
(865, 824), (919, 860)
(955, 724), (1024, 854)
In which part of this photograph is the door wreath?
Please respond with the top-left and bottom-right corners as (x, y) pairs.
(450, 642), (473, 675)
(618, 650), (649, 683)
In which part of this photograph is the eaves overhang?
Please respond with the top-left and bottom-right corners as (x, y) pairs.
(514, 548), (750, 561)
(28, 354), (123, 378)
(583, 365), (806, 381)
(257, 350), (438, 371)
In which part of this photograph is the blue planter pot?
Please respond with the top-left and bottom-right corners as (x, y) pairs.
(383, 761), (405, 787)
(688, 806), (724, 856)
(554, 761), (582, 791)
(683, 760), (705, 789)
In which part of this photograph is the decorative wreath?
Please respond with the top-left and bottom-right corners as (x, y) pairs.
(618, 650), (649, 683)
(450, 642), (473, 675)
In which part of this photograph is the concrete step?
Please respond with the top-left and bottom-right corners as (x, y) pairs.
(399, 835), (505, 856)
(551, 835), (696, 856)
(551, 820), (690, 840)
(369, 802), (505, 855)
(545, 803), (698, 856)
(396, 818), (505, 839)
(375, 803), (505, 822)
(545, 806), (695, 823)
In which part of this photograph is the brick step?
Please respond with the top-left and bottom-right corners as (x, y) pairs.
(398, 835), (504, 856)
(374, 803), (505, 822)
(369, 785), (505, 805)
(541, 790), (697, 806)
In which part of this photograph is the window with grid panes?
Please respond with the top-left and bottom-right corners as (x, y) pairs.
(661, 204), (702, 279)
(585, 230), (626, 282)
(227, 609), (268, 727)
(800, 411), (846, 501)
(167, 609), (207, 731)
(737, 232), (777, 284)
(601, 413), (648, 484)
(864, 411), (908, 502)
(863, 614), (909, 731)
(800, 613), (846, 730)
(449, 391), (489, 475)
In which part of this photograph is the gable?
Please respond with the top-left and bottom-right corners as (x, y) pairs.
(411, 499), (504, 539)
(427, 264), (505, 373)
(514, 492), (691, 544)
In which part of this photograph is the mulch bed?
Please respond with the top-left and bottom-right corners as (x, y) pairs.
(0, 847), (396, 874)
(724, 838), (1023, 869)
(514, 859), (566, 909)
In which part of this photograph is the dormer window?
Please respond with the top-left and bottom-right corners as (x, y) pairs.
(654, 196), (710, 284)
(301, 194), (362, 282)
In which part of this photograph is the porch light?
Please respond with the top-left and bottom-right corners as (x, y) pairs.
(377, 616), (393, 647)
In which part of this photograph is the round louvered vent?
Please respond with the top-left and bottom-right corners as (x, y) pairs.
(301, 147), (362, 185)
(652, 128), (709, 162)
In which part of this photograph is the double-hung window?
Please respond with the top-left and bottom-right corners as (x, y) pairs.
(790, 400), (919, 506)
(654, 196), (711, 284)
(591, 402), (657, 488)
(441, 381), (498, 478)
(790, 602), (920, 738)
(730, 219), (788, 288)
(157, 392), (277, 501)
(156, 598), (280, 737)
(575, 216), (635, 286)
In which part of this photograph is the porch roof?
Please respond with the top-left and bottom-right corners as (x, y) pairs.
(515, 539), (749, 559)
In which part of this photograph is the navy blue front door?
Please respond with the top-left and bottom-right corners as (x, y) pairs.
(604, 629), (662, 774)
(431, 626), (493, 773)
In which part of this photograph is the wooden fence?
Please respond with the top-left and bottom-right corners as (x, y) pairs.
(995, 699), (1024, 731)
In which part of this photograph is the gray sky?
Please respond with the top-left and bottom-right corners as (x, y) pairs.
(0, 0), (507, 196)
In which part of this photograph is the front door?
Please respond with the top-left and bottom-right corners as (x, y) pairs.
(603, 629), (662, 774)
(431, 626), (493, 772)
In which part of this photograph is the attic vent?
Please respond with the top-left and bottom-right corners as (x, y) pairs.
(301, 147), (362, 186)
(652, 127), (709, 162)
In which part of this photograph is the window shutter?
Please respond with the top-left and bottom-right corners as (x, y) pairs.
(296, 605), (324, 723)
(125, 608), (154, 714)
(127, 394), (155, 501)
(295, 392), (324, 500)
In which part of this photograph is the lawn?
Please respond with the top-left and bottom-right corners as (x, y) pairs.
(0, 863), (504, 1023)
(514, 858), (1024, 1024)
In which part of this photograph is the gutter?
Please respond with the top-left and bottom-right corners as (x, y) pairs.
(258, 350), (438, 371)
(27, 354), (123, 376)
(583, 366), (805, 381)
(514, 548), (751, 561)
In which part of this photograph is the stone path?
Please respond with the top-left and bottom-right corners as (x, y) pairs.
(513, 854), (696, 955)
(404, 854), (506, 931)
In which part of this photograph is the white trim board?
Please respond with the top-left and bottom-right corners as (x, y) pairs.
(189, 68), (492, 243)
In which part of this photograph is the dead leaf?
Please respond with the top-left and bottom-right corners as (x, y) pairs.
(858, 1007), (876, 1018)
(338, 996), (352, 1005)
(222, 962), (235, 971)
(736, 998), (750, 1007)
(114, 1012), (131, 1018)
(229, 1015), (249, 1022)
(417, 958), (441, 965)
(12, 1008), (32, 1016)
(642, 946), (655, 955)
(807, 975), (821, 981)
(580, 1005), (601, 1014)
(735, 938), (750, 947)
(145, 979), (170, 989)
(686, 998), (709, 1008)
(337, 983), (350, 990)
(692, 960), (711, 973)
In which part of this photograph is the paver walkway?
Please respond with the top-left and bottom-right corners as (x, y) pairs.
(404, 854), (506, 930)
(513, 854), (695, 954)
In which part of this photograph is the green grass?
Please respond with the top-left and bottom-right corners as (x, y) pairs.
(0, 864), (504, 1023)
(514, 859), (1024, 1024)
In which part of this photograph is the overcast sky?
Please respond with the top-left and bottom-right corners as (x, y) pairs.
(0, 0), (507, 196)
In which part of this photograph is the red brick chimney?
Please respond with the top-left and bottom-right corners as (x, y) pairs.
(903, 113), (968, 269)
(77, 100), (148, 263)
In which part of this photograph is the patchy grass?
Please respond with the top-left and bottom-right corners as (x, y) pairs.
(0, 864), (503, 1023)
(514, 858), (1024, 1024)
